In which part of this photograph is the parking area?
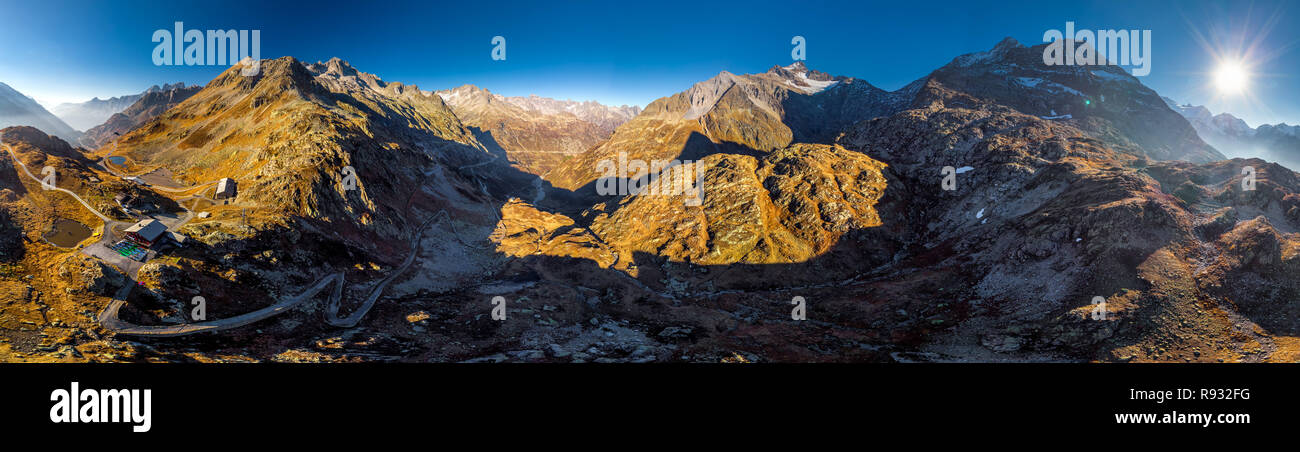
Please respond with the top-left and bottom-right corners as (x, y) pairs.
(82, 241), (150, 277)
(108, 240), (149, 261)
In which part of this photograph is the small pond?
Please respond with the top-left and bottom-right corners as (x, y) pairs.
(43, 219), (93, 248)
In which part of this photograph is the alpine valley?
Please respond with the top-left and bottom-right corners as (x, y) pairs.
(5, 38), (1300, 363)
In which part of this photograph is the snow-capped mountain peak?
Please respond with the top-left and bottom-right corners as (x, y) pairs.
(1165, 97), (1300, 169)
(767, 61), (842, 94)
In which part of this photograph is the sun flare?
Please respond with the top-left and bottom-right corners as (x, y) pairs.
(1213, 61), (1251, 95)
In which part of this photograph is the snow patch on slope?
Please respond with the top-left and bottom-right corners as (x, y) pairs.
(785, 71), (839, 94)
(1014, 77), (1084, 97)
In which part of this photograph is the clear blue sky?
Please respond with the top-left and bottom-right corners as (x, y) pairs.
(0, 0), (1297, 126)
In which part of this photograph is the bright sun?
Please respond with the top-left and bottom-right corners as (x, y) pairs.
(1214, 62), (1250, 95)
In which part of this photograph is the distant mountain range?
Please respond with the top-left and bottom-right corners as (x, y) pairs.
(50, 83), (188, 131)
(79, 84), (200, 148)
(0, 82), (199, 147)
(1163, 97), (1300, 170)
(482, 91), (641, 133)
(0, 82), (81, 141)
(435, 83), (639, 175)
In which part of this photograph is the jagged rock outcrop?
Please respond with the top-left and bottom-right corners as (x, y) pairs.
(588, 143), (887, 265)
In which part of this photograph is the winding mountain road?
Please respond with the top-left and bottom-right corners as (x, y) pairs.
(324, 211), (444, 327)
(3, 133), (115, 223)
(96, 165), (477, 336)
(99, 272), (346, 336)
(97, 199), (450, 336)
(6, 130), (488, 337)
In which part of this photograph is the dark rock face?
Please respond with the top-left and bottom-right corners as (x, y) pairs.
(919, 38), (1222, 163)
